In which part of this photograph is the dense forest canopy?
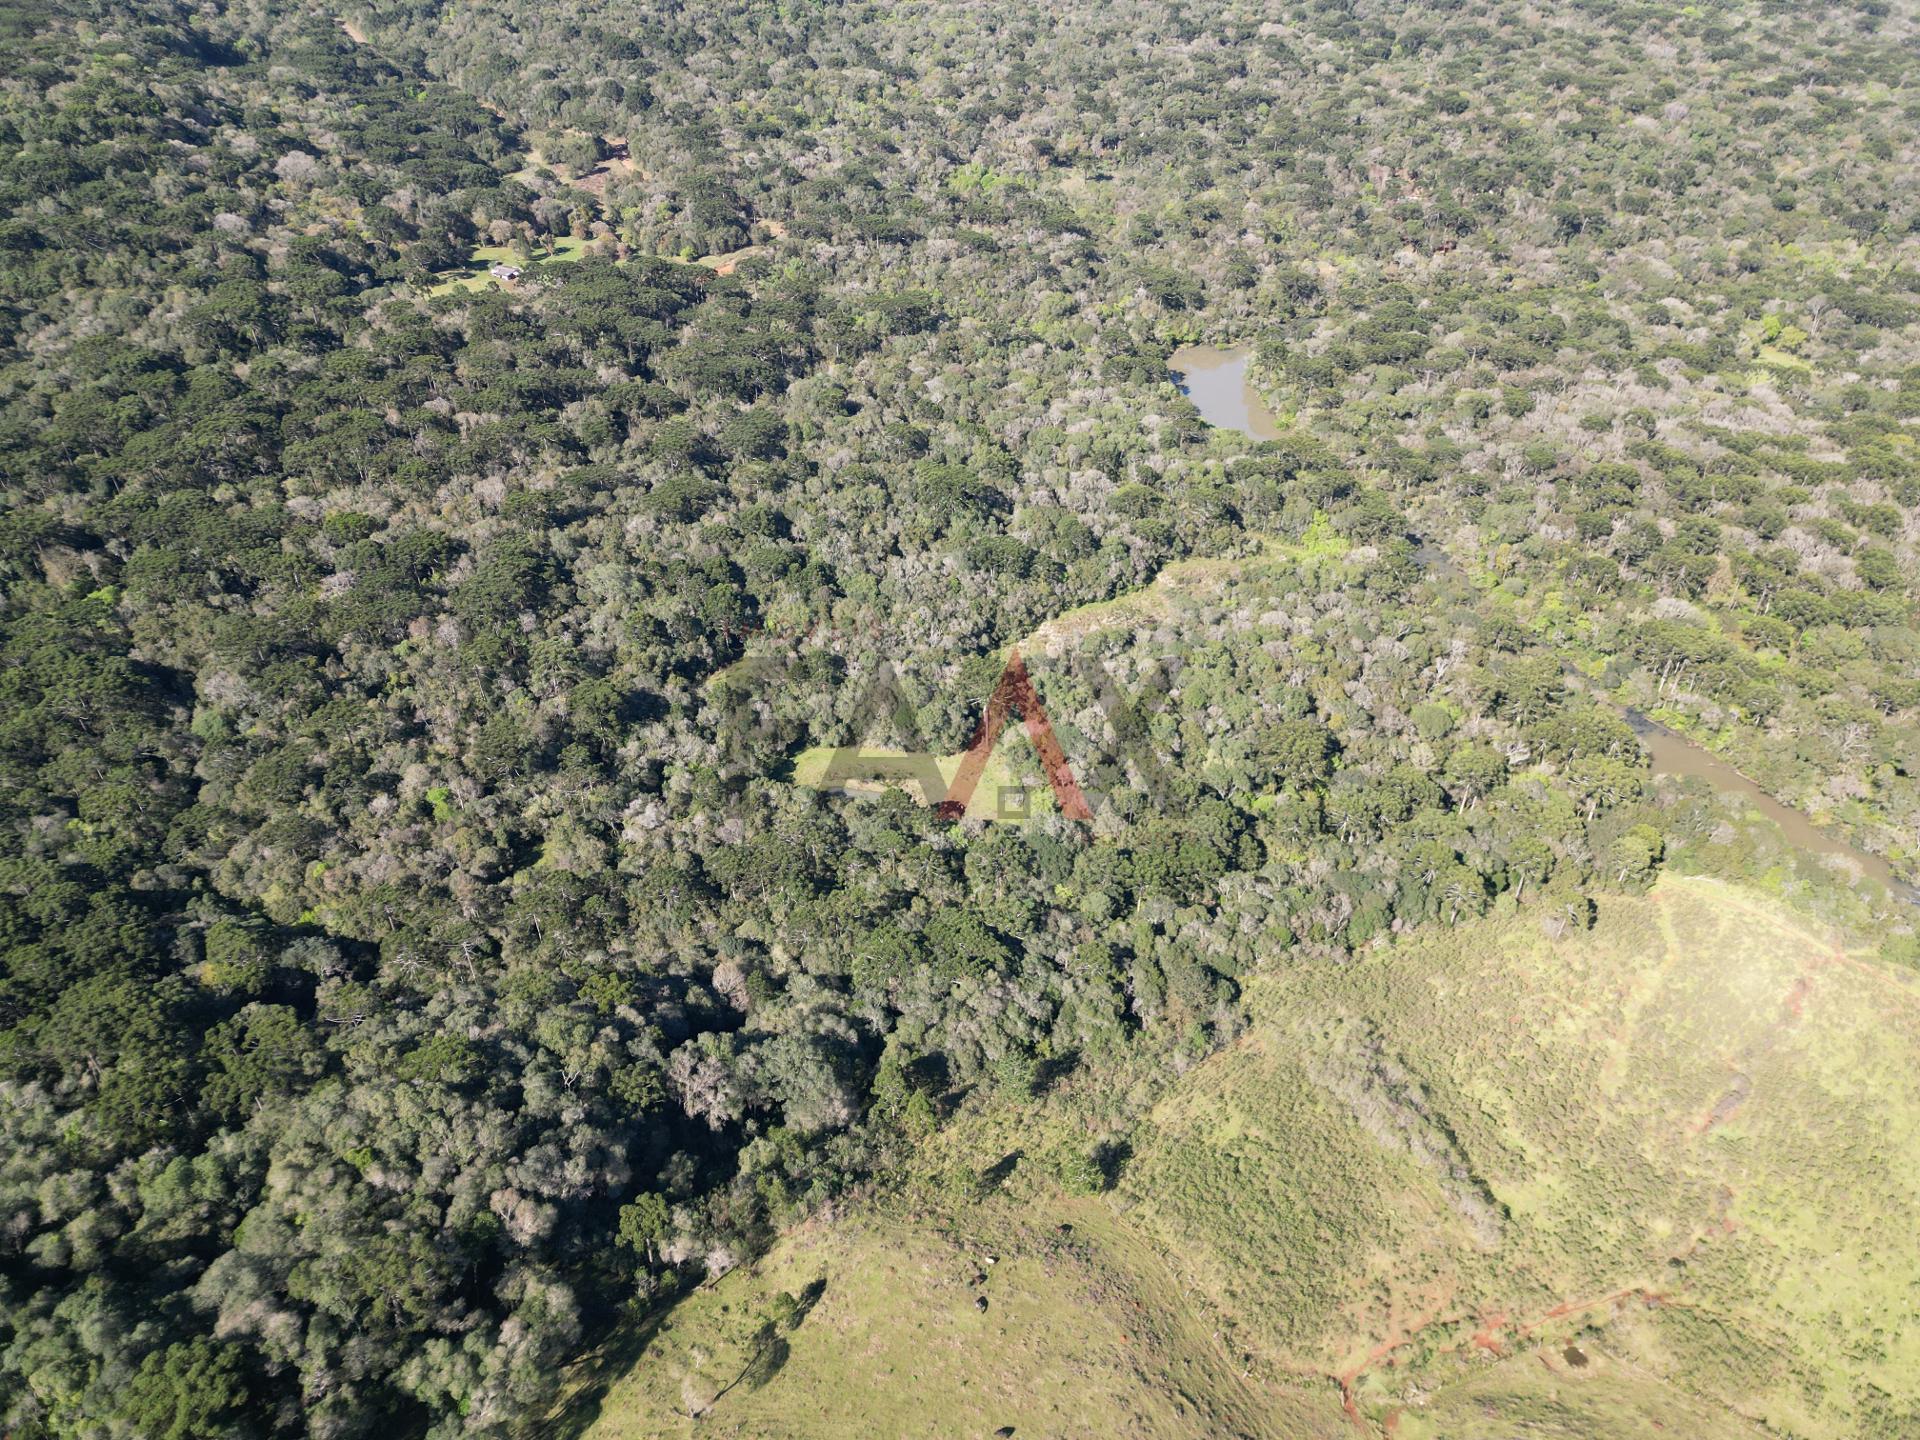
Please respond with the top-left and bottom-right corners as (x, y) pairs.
(0, 0), (1916, 1434)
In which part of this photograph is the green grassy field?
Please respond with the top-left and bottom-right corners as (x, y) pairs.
(576, 877), (1920, 1438)
(428, 236), (597, 295)
(787, 740), (1053, 824)
(570, 1197), (1351, 1440)
(430, 234), (776, 297)
(1118, 875), (1920, 1436)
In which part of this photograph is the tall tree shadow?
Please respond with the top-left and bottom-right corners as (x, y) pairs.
(533, 1303), (672, 1440)
(701, 1276), (831, 1412)
(538, 1276), (830, 1436)
(979, 1149), (1024, 1193)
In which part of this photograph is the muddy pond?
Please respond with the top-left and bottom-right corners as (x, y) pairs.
(1627, 710), (1917, 904)
(1169, 343), (1282, 441)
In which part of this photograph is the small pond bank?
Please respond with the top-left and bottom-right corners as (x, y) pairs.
(1168, 343), (1281, 441)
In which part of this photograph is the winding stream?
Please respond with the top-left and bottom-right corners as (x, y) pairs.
(1626, 710), (1917, 904)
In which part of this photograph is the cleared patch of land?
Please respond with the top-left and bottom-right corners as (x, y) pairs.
(429, 232), (781, 296)
(1003, 520), (1350, 661)
(574, 1197), (1349, 1440)
(580, 877), (1920, 1439)
(427, 236), (596, 295)
(788, 740), (1050, 824)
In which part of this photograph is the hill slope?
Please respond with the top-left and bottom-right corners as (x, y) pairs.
(1125, 875), (1920, 1436)
(572, 1197), (1351, 1439)
(579, 878), (1920, 1439)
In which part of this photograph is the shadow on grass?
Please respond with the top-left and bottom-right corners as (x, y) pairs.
(536, 1274), (832, 1437)
(533, 1301), (672, 1440)
(794, 1274), (828, 1323)
(979, 1149), (1025, 1192)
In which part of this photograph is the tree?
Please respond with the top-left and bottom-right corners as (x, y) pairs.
(201, 1004), (328, 1121)
(618, 1193), (672, 1265)
(1607, 825), (1666, 890)
(1252, 718), (1337, 790)
(116, 1339), (253, 1440)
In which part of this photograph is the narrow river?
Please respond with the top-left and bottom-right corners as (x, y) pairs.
(1169, 344), (1916, 907)
(1626, 710), (1918, 904)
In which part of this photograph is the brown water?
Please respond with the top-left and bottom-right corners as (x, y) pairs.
(1168, 344), (1282, 441)
(1172, 345), (1465, 577)
(1627, 710), (1918, 904)
(1562, 1344), (1590, 1368)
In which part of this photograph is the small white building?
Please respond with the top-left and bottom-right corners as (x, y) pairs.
(487, 262), (523, 281)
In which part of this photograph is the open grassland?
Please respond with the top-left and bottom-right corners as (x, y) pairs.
(1121, 875), (1920, 1436)
(572, 1197), (1350, 1440)
(1388, 1341), (1770, 1440)
(580, 877), (1920, 1438)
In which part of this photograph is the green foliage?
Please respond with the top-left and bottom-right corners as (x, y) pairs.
(0, 0), (1914, 1434)
(617, 1193), (672, 1259)
(116, 1339), (253, 1440)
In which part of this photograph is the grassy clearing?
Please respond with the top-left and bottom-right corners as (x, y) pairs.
(427, 236), (595, 295)
(575, 1196), (1349, 1440)
(760, 463), (1920, 1424)
(787, 738), (1052, 823)
(1011, 527), (1354, 656)
(581, 877), (1920, 1438)
(431, 223), (785, 297)
(1753, 344), (1814, 373)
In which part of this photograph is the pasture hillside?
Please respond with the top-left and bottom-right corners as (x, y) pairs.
(580, 877), (1920, 1438)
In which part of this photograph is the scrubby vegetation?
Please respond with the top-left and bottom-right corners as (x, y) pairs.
(618, 879), (1916, 1440)
(1, 0), (1915, 1434)
(572, 1198), (1351, 1440)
